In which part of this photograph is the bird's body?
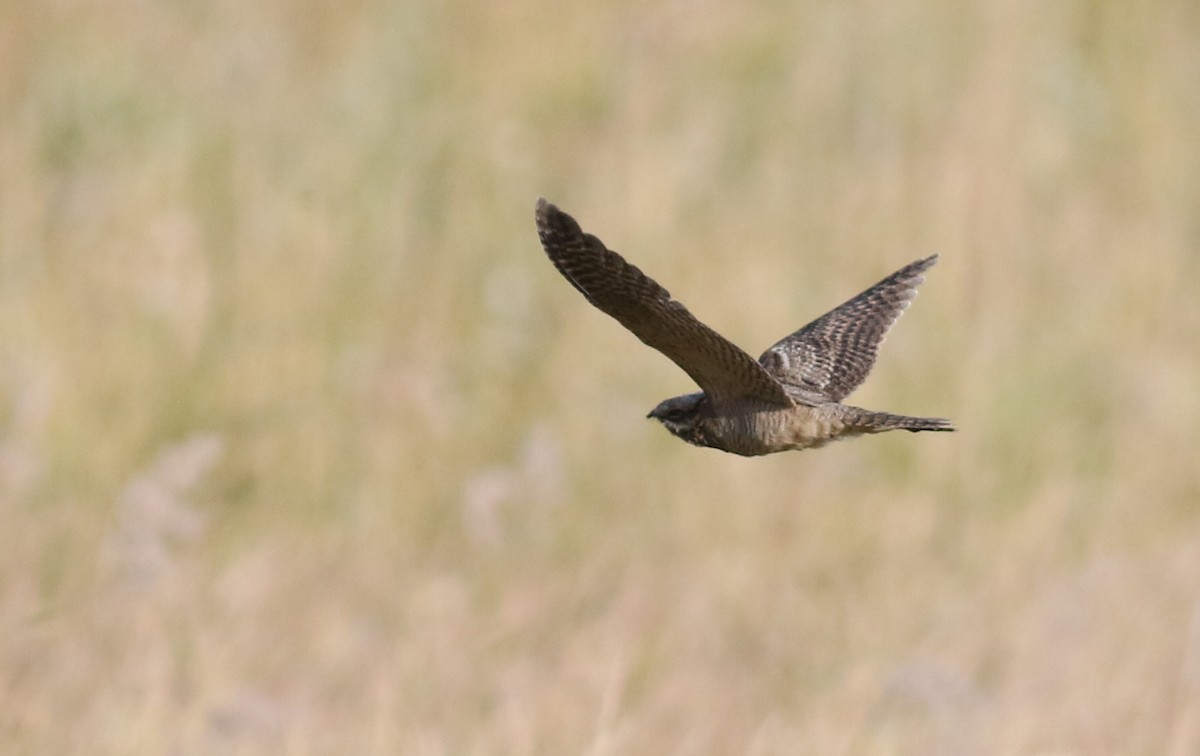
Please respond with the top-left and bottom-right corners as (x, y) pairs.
(648, 391), (950, 457)
(654, 394), (845, 456)
(535, 198), (953, 456)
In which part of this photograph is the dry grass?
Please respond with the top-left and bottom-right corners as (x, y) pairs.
(2, 0), (1199, 753)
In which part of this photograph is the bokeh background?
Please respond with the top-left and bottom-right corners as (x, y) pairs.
(2, 0), (1199, 753)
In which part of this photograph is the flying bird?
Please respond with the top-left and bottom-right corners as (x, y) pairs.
(535, 198), (954, 456)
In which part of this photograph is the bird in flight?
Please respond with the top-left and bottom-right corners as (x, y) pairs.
(534, 198), (954, 456)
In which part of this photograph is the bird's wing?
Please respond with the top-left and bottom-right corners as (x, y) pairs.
(758, 255), (939, 402)
(536, 199), (793, 406)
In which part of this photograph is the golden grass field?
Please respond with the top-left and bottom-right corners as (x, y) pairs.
(2, 0), (1199, 752)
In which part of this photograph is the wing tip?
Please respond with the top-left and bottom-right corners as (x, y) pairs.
(535, 196), (554, 225)
(535, 197), (581, 243)
(535, 197), (582, 227)
(912, 253), (939, 272)
(895, 254), (939, 289)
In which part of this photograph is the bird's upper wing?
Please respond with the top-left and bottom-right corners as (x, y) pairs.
(758, 255), (939, 402)
(536, 199), (793, 406)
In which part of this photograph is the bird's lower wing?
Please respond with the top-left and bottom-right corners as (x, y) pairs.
(759, 255), (938, 402)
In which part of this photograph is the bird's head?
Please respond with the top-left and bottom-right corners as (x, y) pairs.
(647, 392), (710, 447)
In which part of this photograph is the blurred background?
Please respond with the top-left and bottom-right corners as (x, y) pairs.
(2, 0), (1198, 752)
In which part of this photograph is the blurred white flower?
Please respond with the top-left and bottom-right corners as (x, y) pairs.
(107, 433), (224, 587)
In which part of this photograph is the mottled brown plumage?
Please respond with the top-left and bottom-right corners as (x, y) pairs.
(759, 256), (937, 402)
(535, 199), (791, 405)
(535, 198), (953, 456)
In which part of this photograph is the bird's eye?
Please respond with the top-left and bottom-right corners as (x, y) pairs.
(665, 408), (686, 420)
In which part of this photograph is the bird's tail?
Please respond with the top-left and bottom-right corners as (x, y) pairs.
(842, 406), (955, 433)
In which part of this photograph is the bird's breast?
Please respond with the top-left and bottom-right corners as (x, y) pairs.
(772, 405), (845, 452)
(709, 404), (845, 456)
